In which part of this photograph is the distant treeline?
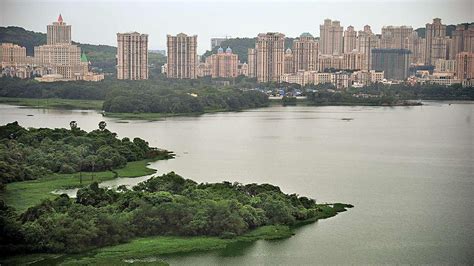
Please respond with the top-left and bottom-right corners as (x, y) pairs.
(0, 171), (352, 255)
(0, 77), (268, 114)
(0, 122), (171, 187)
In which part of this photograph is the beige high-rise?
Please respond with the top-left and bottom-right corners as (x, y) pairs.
(0, 43), (27, 66)
(167, 33), (197, 79)
(380, 26), (414, 49)
(284, 48), (294, 74)
(255, 32), (285, 83)
(117, 32), (148, 80)
(343, 26), (357, 54)
(452, 23), (474, 57)
(456, 52), (474, 80)
(425, 18), (447, 65)
(320, 19), (343, 55)
(205, 47), (238, 78)
(356, 25), (379, 71)
(47, 14), (71, 45)
(247, 48), (257, 78)
(292, 33), (319, 72)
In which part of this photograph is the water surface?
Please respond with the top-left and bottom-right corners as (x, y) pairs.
(1, 102), (473, 264)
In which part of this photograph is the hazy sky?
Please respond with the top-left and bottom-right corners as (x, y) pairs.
(1, 0), (473, 53)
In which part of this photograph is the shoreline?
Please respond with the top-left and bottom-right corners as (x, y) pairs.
(0, 204), (353, 265)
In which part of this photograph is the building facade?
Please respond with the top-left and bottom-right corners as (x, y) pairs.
(343, 26), (357, 53)
(455, 52), (474, 80)
(425, 18), (447, 65)
(380, 26), (413, 49)
(371, 49), (411, 80)
(0, 43), (27, 66)
(255, 32), (285, 83)
(320, 19), (343, 55)
(47, 14), (71, 45)
(117, 32), (148, 80)
(292, 33), (319, 72)
(205, 47), (239, 78)
(356, 25), (379, 71)
(167, 33), (198, 79)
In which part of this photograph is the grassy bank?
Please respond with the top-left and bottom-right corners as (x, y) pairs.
(102, 107), (246, 121)
(0, 156), (166, 212)
(0, 97), (104, 110)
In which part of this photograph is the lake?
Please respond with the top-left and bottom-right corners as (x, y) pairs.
(0, 102), (473, 264)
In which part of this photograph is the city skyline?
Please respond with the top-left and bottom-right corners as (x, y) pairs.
(1, 0), (472, 53)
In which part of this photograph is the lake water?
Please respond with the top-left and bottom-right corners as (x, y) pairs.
(1, 102), (473, 264)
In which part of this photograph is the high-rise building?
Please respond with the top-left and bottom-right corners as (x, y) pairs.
(117, 32), (149, 80)
(343, 51), (365, 70)
(284, 48), (294, 74)
(205, 47), (239, 78)
(356, 25), (379, 71)
(405, 32), (426, 65)
(455, 52), (474, 80)
(292, 32), (319, 71)
(255, 32), (285, 83)
(247, 48), (256, 78)
(425, 18), (447, 65)
(0, 43), (27, 66)
(452, 23), (474, 57)
(371, 49), (411, 80)
(343, 26), (357, 54)
(47, 14), (71, 45)
(435, 59), (457, 73)
(167, 33), (198, 79)
(380, 26), (414, 49)
(320, 19), (344, 55)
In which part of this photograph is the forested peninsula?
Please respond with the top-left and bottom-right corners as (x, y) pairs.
(0, 122), (352, 264)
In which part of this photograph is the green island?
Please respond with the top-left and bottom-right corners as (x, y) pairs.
(0, 122), (352, 265)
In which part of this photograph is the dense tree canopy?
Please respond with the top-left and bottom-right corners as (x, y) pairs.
(0, 172), (352, 255)
(0, 122), (170, 187)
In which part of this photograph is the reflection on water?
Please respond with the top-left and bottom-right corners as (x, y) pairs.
(1, 102), (473, 264)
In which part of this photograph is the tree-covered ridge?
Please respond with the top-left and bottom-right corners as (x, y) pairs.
(0, 172), (353, 255)
(103, 86), (269, 114)
(0, 122), (171, 186)
(0, 77), (268, 114)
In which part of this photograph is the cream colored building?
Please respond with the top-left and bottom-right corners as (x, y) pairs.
(356, 25), (379, 71)
(456, 52), (474, 80)
(205, 47), (238, 78)
(255, 32), (285, 83)
(318, 55), (343, 71)
(47, 14), (71, 45)
(435, 59), (456, 73)
(425, 18), (447, 65)
(167, 33), (197, 79)
(292, 33), (319, 72)
(247, 48), (256, 78)
(34, 44), (82, 79)
(0, 43), (27, 66)
(343, 26), (357, 54)
(284, 48), (294, 74)
(343, 51), (365, 70)
(320, 19), (343, 55)
(380, 26), (414, 49)
(452, 23), (474, 57)
(117, 32), (148, 80)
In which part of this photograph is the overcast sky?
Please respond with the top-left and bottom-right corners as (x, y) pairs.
(1, 0), (473, 53)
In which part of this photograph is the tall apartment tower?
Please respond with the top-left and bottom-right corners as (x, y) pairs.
(47, 14), (71, 45)
(247, 48), (257, 78)
(117, 32), (149, 80)
(320, 19), (343, 55)
(452, 23), (474, 56)
(425, 18), (447, 65)
(0, 43), (27, 66)
(455, 52), (474, 80)
(380, 26), (414, 49)
(343, 26), (357, 54)
(284, 48), (294, 74)
(292, 32), (319, 72)
(167, 33), (198, 79)
(205, 47), (239, 78)
(357, 25), (379, 71)
(255, 32), (285, 83)
(371, 49), (411, 80)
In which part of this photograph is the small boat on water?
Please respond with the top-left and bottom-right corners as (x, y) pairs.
(26, 114), (34, 116)
(341, 118), (353, 121)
